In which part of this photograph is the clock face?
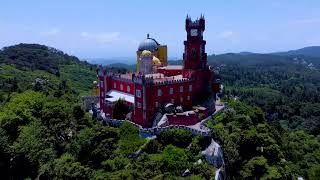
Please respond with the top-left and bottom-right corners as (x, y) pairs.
(190, 29), (198, 36)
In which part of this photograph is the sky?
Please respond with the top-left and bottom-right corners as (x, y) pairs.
(1, 0), (320, 60)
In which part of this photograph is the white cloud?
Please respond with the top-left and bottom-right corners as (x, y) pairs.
(80, 31), (120, 43)
(218, 31), (234, 39)
(292, 18), (320, 25)
(305, 36), (320, 45)
(40, 28), (61, 36)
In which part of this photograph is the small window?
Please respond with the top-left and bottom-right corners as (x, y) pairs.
(171, 99), (174, 103)
(137, 102), (141, 108)
(169, 88), (173, 95)
(187, 96), (190, 100)
(120, 84), (123, 90)
(180, 97), (183, 102)
(113, 82), (117, 88)
(158, 89), (162, 96)
(127, 86), (130, 92)
(189, 85), (193, 92)
(136, 90), (141, 98)
(155, 102), (159, 108)
(180, 86), (184, 93)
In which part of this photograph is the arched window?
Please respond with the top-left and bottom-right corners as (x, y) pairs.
(158, 89), (162, 96)
(180, 86), (184, 93)
(169, 88), (174, 95)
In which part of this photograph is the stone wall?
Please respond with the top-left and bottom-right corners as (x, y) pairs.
(97, 113), (212, 137)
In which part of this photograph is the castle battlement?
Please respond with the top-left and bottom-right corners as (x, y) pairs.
(151, 78), (194, 86)
(112, 74), (133, 83)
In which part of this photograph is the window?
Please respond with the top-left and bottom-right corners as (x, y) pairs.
(113, 82), (116, 88)
(180, 97), (183, 102)
(180, 86), (184, 93)
(155, 102), (159, 108)
(171, 99), (175, 103)
(189, 85), (193, 92)
(127, 86), (130, 92)
(169, 88), (174, 95)
(137, 102), (141, 108)
(136, 89), (141, 98)
(120, 84), (123, 90)
(158, 89), (162, 96)
(187, 96), (190, 100)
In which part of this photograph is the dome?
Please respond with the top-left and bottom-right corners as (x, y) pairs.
(141, 50), (152, 57)
(138, 34), (159, 51)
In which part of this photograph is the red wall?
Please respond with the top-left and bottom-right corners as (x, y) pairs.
(133, 84), (145, 126)
(157, 68), (182, 77)
(109, 78), (135, 95)
(167, 113), (200, 126)
(152, 81), (194, 108)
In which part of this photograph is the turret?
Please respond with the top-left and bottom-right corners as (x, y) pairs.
(183, 15), (207, 70)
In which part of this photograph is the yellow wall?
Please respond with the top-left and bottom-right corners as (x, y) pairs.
(158, 45), (168, 66)
(136, 51), (142, 72)
(136, 45), (167, 72)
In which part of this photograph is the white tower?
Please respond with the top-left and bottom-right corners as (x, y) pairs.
(140, 50), (153, 74)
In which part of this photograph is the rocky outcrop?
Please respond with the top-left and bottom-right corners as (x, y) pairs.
(202, 139), (225, 180)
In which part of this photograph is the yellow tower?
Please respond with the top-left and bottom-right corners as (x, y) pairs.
(136, 34), (167, 72)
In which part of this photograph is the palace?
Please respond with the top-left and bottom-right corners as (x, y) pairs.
(97, 15), (221, 127)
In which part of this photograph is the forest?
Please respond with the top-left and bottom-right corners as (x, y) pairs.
(207, 53), (320, 179)
(0, 44), (320, 179)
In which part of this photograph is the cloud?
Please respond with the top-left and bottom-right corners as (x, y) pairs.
(292, 18), (320, 25)
(80, 31), (120, 43)
(218, 31), (234, 39)
(305, 36), (320, 45)
(40, 28), (61, 36)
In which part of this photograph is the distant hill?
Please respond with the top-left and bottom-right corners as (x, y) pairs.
(86, 57), (135, 65)
(0, 43), (92, 75)
(107, 63), (136, 72)
(273, 46), (320, 57)
(0, 44), (99, 96)
(0, 43), (134, 96)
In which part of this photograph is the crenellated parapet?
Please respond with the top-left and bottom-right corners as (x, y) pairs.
(132, 73), (194, 85)
(112, 74), (132, 83)
(152, 78), (194, 86)
(186, 14), (205, 31)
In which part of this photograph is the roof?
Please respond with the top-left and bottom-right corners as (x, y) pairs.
(138, 36), (159, 51)
(158, 65), (183, 70)
(106, 90), (134, 104)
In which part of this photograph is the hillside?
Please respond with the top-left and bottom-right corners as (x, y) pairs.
(274, 46), (320, 58)
(1, 44), (320, 179)
(0, 43), (91, 75)
(0, 44), (219, 179)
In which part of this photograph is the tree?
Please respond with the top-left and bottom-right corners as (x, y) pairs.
(240, 156), (269, 179)
(162, 145), (190, 175)
(158, 129), (193, 148)
(11, 120), (56, 179)
(112, 98), (129, 120)
(51, 153), (92, 179)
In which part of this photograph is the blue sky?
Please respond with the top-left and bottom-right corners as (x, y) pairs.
(1, 0), (320, 60)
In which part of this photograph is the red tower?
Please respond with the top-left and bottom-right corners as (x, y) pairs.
(183, 15), (207, 70)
